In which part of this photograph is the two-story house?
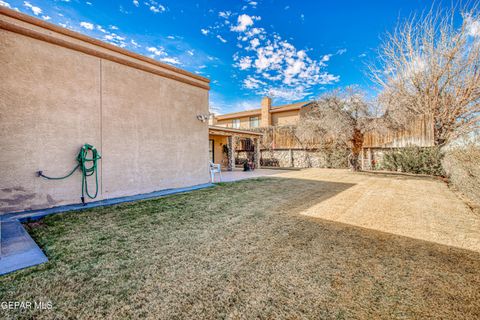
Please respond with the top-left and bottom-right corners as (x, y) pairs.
(212, 97), (314, 129)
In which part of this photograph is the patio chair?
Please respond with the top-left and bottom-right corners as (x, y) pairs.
(209, 161), (222, 182)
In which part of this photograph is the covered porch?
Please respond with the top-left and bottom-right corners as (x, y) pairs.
(208, 126), (263, 171)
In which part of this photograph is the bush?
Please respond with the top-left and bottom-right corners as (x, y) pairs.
(381, 146), (445, 176)
(442, 144), (480, 208)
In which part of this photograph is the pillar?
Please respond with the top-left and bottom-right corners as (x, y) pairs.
(254, 138), (261, 168)
(227, 135), (236, 171)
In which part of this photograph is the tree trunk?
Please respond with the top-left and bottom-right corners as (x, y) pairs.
(350, 129), (364, 171)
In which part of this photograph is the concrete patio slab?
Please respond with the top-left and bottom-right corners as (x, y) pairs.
(0, 220), (48, 275)
(214, 168), (294, 183)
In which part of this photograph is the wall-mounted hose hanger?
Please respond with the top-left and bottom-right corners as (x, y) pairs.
(37, 144), (101, 205)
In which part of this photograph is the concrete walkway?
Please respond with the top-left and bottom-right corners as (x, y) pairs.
(0, 220), (48, 275)
(214, 168), (292, 182)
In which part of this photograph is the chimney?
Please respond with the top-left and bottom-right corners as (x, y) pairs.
(260, 96), (272, 127)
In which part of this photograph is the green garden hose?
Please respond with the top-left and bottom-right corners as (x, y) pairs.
(37, 144), (101, 204)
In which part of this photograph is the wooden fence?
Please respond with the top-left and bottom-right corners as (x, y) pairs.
(362, 115), (434, 148)
(250, 115), (434, 150)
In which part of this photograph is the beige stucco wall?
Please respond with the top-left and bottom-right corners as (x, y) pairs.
(0, 10), (210, 214)
(216, 109), (300, 129)
(215, 116), (256, 129)
(209, 135), (228, 169)
(271, 110), (299, 126)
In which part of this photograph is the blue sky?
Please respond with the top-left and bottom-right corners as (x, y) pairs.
(0, 0), (470, 113)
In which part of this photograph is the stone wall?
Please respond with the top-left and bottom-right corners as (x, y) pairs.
(236, 149), (349, 169)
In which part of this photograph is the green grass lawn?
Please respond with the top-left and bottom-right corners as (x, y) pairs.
(1, 177), (479, 319)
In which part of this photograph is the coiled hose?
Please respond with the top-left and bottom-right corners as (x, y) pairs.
(37, 144), (101, 204)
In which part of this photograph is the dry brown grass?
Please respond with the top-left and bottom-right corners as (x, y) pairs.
(443, 144), (480, 214)
(1, 176), (479, 319)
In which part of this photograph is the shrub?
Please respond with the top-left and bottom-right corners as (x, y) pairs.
(381, 146), (445, 176)
(442, 144), (480, 208)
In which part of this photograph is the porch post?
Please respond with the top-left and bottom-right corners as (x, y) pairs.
(227, 135), (235, 171)
(254, 137), (261, 168)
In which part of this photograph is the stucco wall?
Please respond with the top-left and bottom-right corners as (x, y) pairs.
(0, 9), (210, 214)
(271, 110), (299, 126)
(216, 109), (300, 128)
(209, 135), (228, 169)
(215, 116), (254, 129)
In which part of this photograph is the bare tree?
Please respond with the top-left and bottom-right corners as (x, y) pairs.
(297, 87), (379, 171)
(371, 4), (480, 146)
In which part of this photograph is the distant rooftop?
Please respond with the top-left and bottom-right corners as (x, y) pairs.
(215, 101), (313, 120)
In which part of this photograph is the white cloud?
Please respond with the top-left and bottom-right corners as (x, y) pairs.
(160, 57), (181, 65)
(133, 0), (139, 7)
(42, 15), (51, 21)
(146, 46), (165, 56)
(266, 87), (310, 100)
(216, 35), (227, 43)
(149, 4), (165, 13)
(243, 76), (266, 89)
(201, 7), (338, 101)
(321, 54), (332, 62)
(336, 48), (347, 55)
(23, 1), (42, 15)
(96, 25), (107, 33)
(231, 14), (260, 32)
(465, 14), (480, 37)
(238, 56), (252, 70)
(80, 22), (94, 30)
(103, 33), (127, 47)
(218, 11), (231, 19)
(232, 24), (339, 100)
(0, 1), (11, 8)
(250, 38), (260, 49)
(187, 50), (194, 56)
(130, 39), (140, 48)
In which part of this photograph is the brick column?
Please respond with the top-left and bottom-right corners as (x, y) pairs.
(260, 96), (272, 127)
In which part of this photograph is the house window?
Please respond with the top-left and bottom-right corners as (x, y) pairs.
(232, 119), (240, 129)
(209, 139), (214, 162)
(250, 116), (259, 128)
